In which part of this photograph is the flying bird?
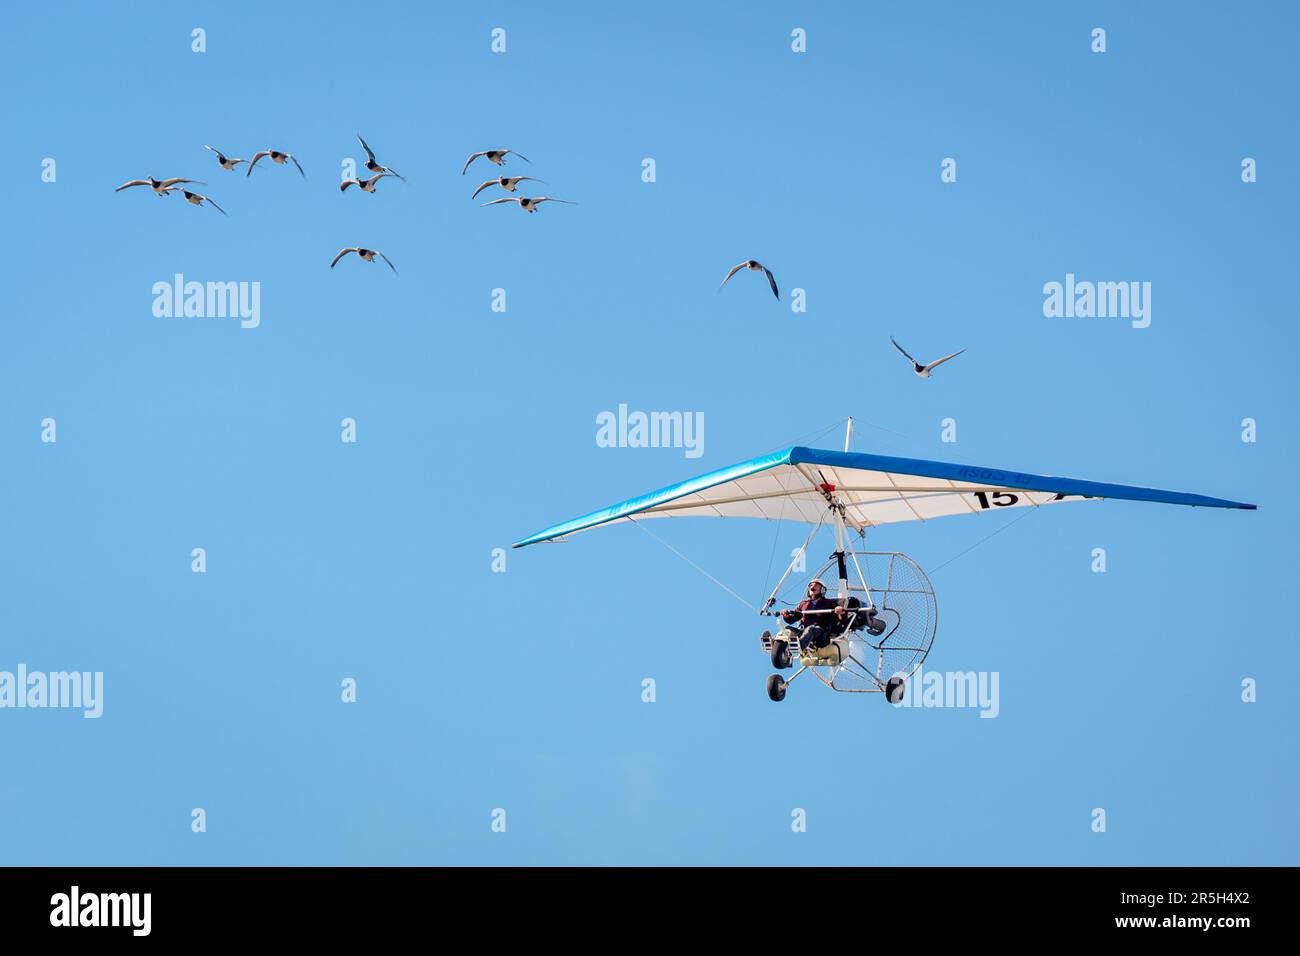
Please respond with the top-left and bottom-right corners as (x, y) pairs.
(164, 187), (227, 215)
(719, 260), (779, 299)
(247, 149), (305, 178)
(480, 196), (574, 214)
(462, 149), (529, 175)
(340, 172), (394, 194)
(890, 336), (966, 378)
(330, 247), (396, 272)
(357, 135), (405, 181)
(204, 146), (245, 170)
(470, 175), (544, 199)
(115, 176), (206, 196)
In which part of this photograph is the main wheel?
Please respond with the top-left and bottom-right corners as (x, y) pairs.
(766, 674), (787, 702)
(884, 676), (905, 704)
(770, 638), (792, 669)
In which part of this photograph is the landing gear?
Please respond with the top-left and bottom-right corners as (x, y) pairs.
(766, 674), (787, 702)
(770, 637), (792, 669)
(884, 676), (905, 704)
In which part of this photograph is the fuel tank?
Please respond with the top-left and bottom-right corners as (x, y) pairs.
(802, 637), (852, 666)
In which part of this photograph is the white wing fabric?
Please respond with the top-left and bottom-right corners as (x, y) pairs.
(513, 446), (1255, 547)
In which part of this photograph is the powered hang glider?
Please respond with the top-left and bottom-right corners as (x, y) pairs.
(513, 425), (1255, 703)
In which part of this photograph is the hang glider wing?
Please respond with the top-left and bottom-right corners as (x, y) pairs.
(512, 446), (1256, 548)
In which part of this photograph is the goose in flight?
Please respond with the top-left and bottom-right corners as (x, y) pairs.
(163, 187), (227, 215)
(357, 135), (405, 181)
(480, 196), (574, 214)
(462, 149), (529, 175)
(890, 336), (966, 378)
(330, 247), (396, 272)
(247, 149), (305, 178)
(340, 172), (394, 193)
(115, 176), (206, 196)
(719, 260), (779, 299)
(204, 146), (245, 170)
(470, 175), (544, 199)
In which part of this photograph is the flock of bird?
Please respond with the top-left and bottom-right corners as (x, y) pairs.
(716, 261), (965, 378)
(341, 136), (403, 193)
(115, 141), (963, 376)
(113, 175), (224, 214)
(461, 148), (575, 213)
(114, 138), (579, 273)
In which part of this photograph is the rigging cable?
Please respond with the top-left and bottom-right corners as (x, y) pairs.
(760, 476), (791, 596)
(628, 517), (755, 610)
(929, 506), (1037, 576)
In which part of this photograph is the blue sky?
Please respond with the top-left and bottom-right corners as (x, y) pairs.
(1, 1), (1295, 865)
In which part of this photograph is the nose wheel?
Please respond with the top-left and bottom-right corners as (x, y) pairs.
(766, 674), (787, 702)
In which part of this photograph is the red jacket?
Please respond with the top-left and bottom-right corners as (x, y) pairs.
(781, 596), (843, 629)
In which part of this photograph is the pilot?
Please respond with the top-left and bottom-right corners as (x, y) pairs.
(780, 579), (847, 651)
